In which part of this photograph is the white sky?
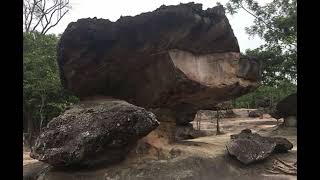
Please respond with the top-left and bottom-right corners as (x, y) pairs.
(48, 0), (267, 52)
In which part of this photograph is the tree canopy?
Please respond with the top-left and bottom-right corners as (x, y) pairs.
(225, 0), (297, 86)
(23, 32), (78, 141)
(222, 0), (297, 107)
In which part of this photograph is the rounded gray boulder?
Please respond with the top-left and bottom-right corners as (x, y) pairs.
(30, 99), (159, 167)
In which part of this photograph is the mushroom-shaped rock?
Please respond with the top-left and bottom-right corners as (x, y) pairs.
(30, 99), (159, 167)
(226, 129), (293, 164)
(57, 3), (261, 125)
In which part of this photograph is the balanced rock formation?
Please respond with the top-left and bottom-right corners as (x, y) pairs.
(30, 99), (159, 167)
(270, 93), (297, 127)
(57, 3), (261, 125)
(226, 129), (293, 164)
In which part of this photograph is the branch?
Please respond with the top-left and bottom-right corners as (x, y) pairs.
(23, 2), (30, 31)
(41, 0), (48, 24)
(26, 0), (42, 33)
(43, 0), (61, 15)
(25, 0), (34, 32)
(40, 16), (45, 30)
(239, 2), (274, 31)
(238, 1), (297, 47)
(31, 0), (48, 32)
(28, 0), (69, 33)
(43, 9), (68, 34)
(41, 2), (70, 34)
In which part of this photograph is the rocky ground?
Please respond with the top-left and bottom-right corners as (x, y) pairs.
(23, 109), (297, 180)
(23, 149), (38, 166)
(192, 109), (283, 134)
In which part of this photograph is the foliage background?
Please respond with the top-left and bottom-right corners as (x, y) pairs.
(23, 32), (78, 140)
(225, 0), (297, 108)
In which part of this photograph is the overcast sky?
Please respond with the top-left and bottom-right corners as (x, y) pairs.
(48, 0), (267, 52)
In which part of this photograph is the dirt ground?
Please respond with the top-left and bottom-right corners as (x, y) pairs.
(23, 148), (38, 166)
(23, 109), (297, 180)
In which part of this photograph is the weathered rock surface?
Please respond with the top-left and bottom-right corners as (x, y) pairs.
(248, 109), (263, 118)
(283, 116), (297, 127)
(276, 93), (297, 118)
(270, 93), (297, 127)
(24, 122), (297, 180)
(174, 123), (207, 141)
(58, 3), (261, 125)
(30, 99), (159, 167)
(101, 156), (247, 180)
(224, 109), (238, 118)
(23, 162), (50, 180)
(25, 154), (296, 180)
(226, 129), (293, 164)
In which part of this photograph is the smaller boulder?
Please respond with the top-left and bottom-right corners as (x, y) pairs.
(30, 99), (159, 167)
(276, 93), (297, 118)
(248, 109), (263, 118)
(270, 93), (297, 127)
(272, 137), (294, 153)
(283, 116), (297, 127)
(174, 123), (207, 141)
(224, 109), (238, 118)
(226, 129), (293, 165)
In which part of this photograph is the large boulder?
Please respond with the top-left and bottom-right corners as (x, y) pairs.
(57, 3), (261, 125)
(276, 93), (297, 117)
(226, 129), (293, 164)
(30, 99), (159, 167)
(270, 93), (297, 127)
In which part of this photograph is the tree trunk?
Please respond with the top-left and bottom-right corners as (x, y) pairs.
(39, 94), (45, 133)
(196, 114), (201, 131)
(23, 109), (28, 133)
(216, 110), (221, 135)
(26, 110), (34, 148)
(232, 99), (236, 108)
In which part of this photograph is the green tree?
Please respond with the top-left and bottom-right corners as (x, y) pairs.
(234, 82), (296, 108)
(23, 32), (78, 145)
(225, 0), (297, 86)
(221, 0), (297, 107)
